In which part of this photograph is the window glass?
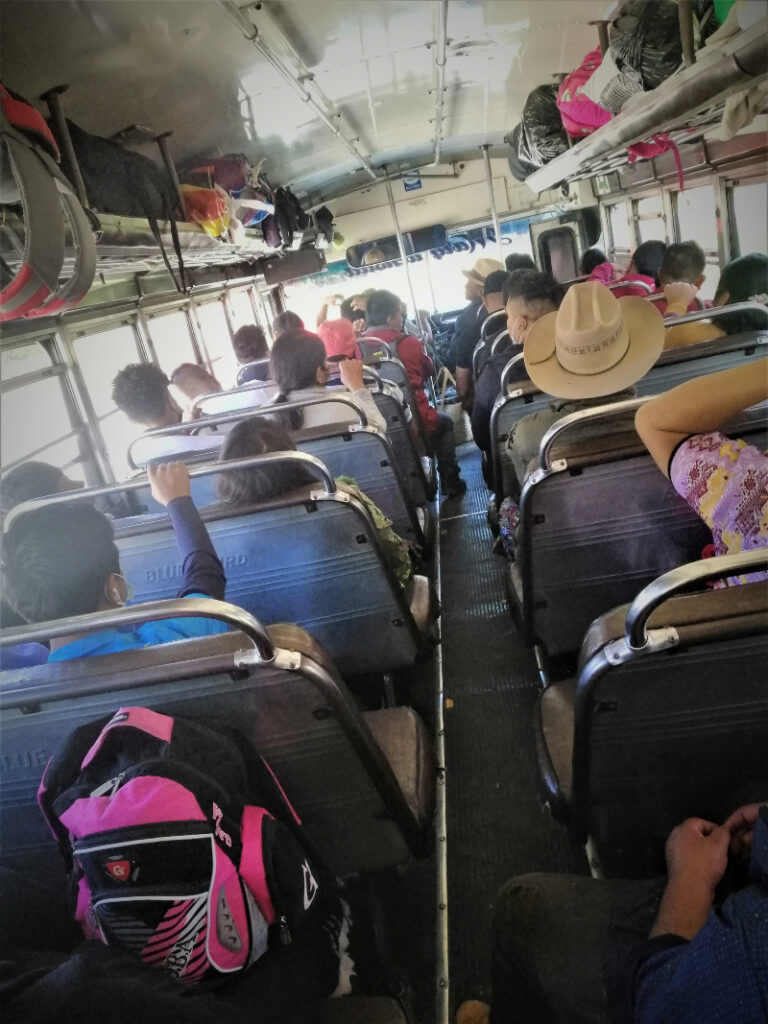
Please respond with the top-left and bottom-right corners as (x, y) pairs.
(228, 289), (256, 330)
(72, 324), (141, 418)
(676, 185), (717, 252)
(146, 311), (196, 376)
(537, 228), (578, 282)
(0, 342), (52, 381)
(731, 182), (768, 257)
(699, 258), (720, 303)
(1, 376), (74, 468)
(72, 324), (142, 479)
(635, 195), (666, 242)
(608, 203), (632, 251)
(196, 300), (238, 387)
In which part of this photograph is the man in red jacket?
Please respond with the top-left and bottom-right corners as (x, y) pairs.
(364, 289), (466, 498)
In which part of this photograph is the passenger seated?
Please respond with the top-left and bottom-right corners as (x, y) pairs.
(232, 324), (270, 384)
(663, 252), (768, 349)
(635, 357), (768, 586)
(580, 247), (609, 279)
(456, 802), (768, 1024)
(270, 328), (387, 433)
(217, 419), (414, 589)
(364, 289), (465, 498)
(505, 280), (653, 486)
(2, 462), (227, 661)
(611, 240), (666, 298)
(170, 362), (222, 419)
(655, 240), (708, 319)
(272, 309), (304, 335)
(504, 253), (536, 274)
(471, 271), (563, 470)
(112, 363), (182, 429)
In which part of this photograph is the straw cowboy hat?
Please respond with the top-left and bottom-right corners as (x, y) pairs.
(462, 257), (505, 285)
(524, 281), (664, 399)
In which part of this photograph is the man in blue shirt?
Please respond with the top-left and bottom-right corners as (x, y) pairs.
(3, 463), (227, 661)
(457, 803), (768, 1024)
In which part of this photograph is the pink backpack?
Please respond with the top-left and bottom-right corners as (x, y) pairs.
(556, 49), (612, 138)
(38, 707), (337, 984)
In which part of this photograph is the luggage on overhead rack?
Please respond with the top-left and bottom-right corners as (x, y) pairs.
(609, 0), (684, 91)
(505, 84), (569, 182)
(0, 84), (96, 321)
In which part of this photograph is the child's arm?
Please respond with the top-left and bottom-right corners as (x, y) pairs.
(148, 462), (226, 600)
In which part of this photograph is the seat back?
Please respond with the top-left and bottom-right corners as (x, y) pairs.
(514, 403), (768, 659)
(372, 389), (436, 504)
(570, 557), (768, 874)
(0, 615), (432, 882)
(490, 329), (768, 504)
(194, 380), (278, 416)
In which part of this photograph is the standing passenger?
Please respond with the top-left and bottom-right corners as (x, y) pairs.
(452, 258), (504, 412)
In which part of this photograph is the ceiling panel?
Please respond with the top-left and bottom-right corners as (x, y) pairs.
(1, 0), (612, 201)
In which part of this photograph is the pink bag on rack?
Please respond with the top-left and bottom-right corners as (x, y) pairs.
(556, 48), (613, 138)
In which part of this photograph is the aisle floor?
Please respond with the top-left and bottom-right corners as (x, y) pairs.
(441, 444), (588, 1011)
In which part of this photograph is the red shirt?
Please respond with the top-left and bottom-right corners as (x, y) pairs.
(363, 326), (438, 433)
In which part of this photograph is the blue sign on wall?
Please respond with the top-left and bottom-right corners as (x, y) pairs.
(403, 170), (422, 192)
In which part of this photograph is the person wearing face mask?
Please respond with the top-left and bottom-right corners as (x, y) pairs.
(2, 462), (227, 662)
(470, 272), (563, 478)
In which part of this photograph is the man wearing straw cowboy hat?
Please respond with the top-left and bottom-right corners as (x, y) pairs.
(506, 281), (665, 486)
(453, 257), (505, 412)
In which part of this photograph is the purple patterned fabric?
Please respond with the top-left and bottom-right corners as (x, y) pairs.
(670, 431), (768, 586)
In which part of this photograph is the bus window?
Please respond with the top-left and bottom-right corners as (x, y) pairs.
(195, 299), (238, 387)
(607, 201), (632, 255)
(730, 181), (768, 257)
(675, 185), (719, 302)
(635, 195), (667, 243)
(536, 227), (578, 282)
(1, 375), (80, 473)
(227, 288), (258, 331)
(0, 342), (52, 381)
(145, 311), (197, 377)
(72, 324), (142, 480)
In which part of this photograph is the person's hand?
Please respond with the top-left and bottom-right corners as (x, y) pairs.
(723, 803), (766, 857)
(338, 358), (365, 392)
(663, 281), (698, 311)
(148, 461), (191, 507)
(181, 405), (203, 423)
(665, 817), (730, 894)
(324, 293), (343, 305)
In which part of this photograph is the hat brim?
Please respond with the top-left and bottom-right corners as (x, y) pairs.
(462, 270), (482, 283)
(523, 296), (665, 400)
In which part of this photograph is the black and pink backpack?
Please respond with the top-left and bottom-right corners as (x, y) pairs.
(37, 707), (335, 984)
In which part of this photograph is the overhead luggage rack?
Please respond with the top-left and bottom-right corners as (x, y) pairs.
(524, 16), (768, 194)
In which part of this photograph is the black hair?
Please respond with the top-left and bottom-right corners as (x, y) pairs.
(505, 253), (537, 273)
(659, 241), (706, 285)
(170, 363), (221, 393)
(713, 253), (768, 335)
(340, 298), (366, 323)
(232, 324), (268, 364)
(1, 462), (67, 519)
(580, 248), (608, 276)
(111, 364), (171, 424)
(365, 289), (402, 327)
(503, 269), (564, 310)
(272, 311), (304, 335)
(483, 270), (511, 296)
(269, 329), (328, 429)
(3, 503), (119, 623)
(632, 240), (667, 285)
(217, 418), (316, 506)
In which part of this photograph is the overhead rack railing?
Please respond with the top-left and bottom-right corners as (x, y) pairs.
(524, 16), (768, 194)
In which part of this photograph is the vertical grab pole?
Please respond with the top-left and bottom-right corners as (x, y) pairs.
(677, 0), (696, 67)
(39, 84), (90, 209)
(480, 144), (505, 265)
(155, 131), (187, 219)
(384, 175), (421, 328)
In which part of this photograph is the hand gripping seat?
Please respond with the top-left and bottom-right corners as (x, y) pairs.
(534, 551), (768, 877)
(0, 600), (436, 882)
(509, 399), (768, 665)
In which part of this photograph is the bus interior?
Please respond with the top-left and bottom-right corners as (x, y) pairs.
(1, 2), (767, 1022)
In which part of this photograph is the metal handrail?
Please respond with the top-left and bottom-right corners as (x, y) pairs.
(537, 396), (651, 470)
(625, 550), (768, 651)
(4, 450), (337, 528)
(500, 352), (526, 395)
(191, 378), (275, 415)
(662, 300), (768, 328)
(236, 358), (271, 387)
(0, 597), (276, 662)
(128, 394), (370, 465)
(491, 329), (513, 357)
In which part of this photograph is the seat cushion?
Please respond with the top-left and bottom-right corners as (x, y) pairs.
(539, 679), (577, 802)
(363, 706), (435, 827)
